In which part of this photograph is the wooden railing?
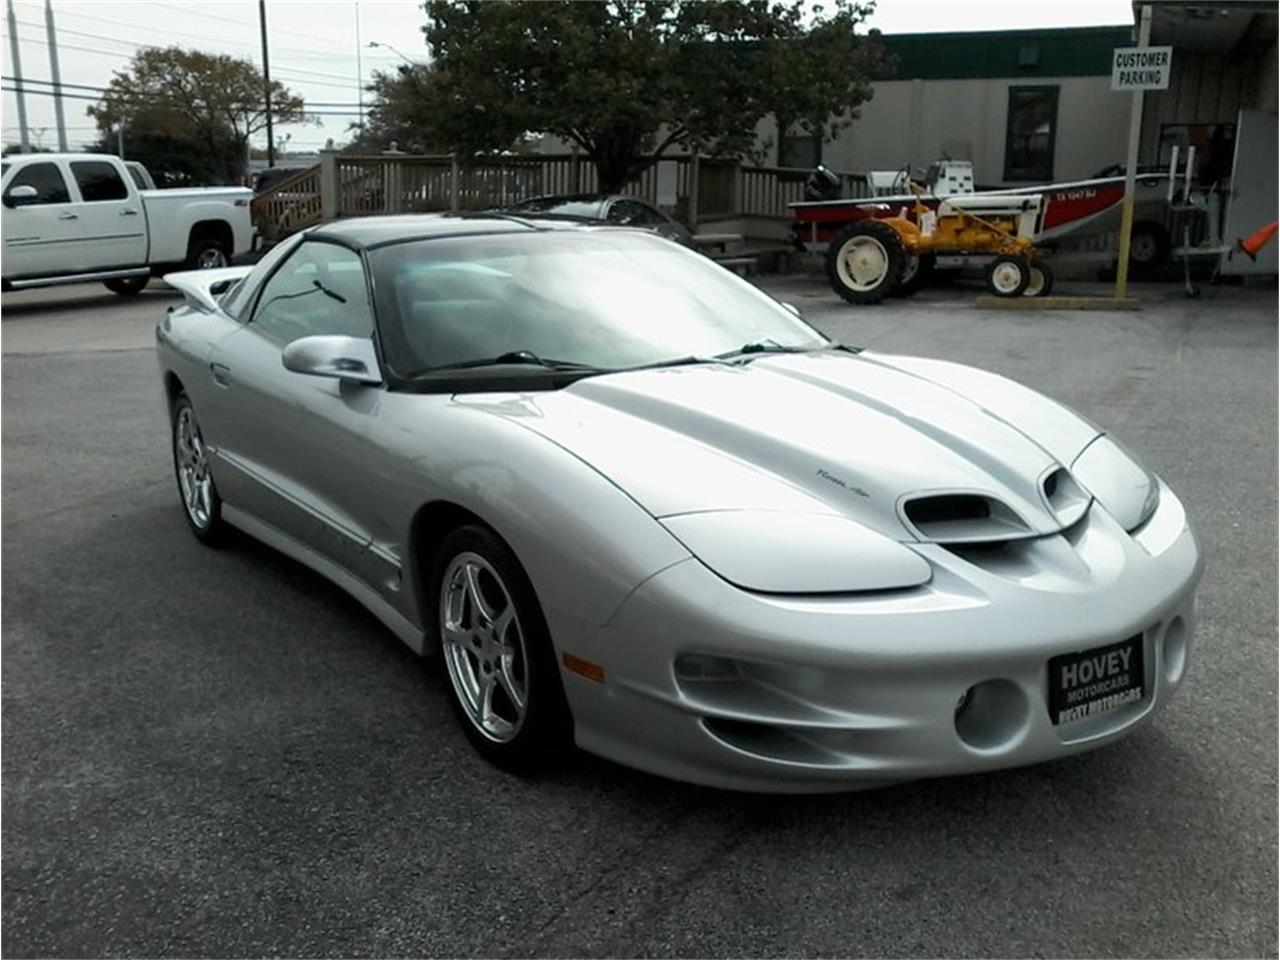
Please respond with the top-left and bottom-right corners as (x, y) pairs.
(249, 150), (866, 240)
(249, 164), (323, 240)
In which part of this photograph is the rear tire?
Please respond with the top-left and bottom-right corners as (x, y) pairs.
(1024, 261), (1054, 297)
(171, 393), (226, 545)
(104, 276), (149, 296)
(892, 253), (935, 297)
(186, 234), (230, 271)
(826, 220), (905, 305)
(985, 255), (1030, 297)
(432, 524), (573, 774)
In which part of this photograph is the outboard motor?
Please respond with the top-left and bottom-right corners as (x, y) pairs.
(804, 164), (841, 201)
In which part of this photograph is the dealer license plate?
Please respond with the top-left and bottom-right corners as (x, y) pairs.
(1048, 634), (1144, 725)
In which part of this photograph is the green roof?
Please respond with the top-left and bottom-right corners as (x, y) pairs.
(876, 26), (1133, 81)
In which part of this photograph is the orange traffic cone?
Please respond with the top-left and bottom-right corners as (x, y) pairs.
(1237, 220), (1278, 261)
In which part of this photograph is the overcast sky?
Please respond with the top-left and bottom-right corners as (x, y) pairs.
(2, 0), (1135, 155)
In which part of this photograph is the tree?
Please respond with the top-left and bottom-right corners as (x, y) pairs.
(346, 63), (448, 155)
(366, 0), (889, 191)
(88, 47), (310, 183)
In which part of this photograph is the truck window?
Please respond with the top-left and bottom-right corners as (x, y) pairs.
(70, 161), (129, 202)
(126, 165), (148, 190)
(4, 162), (71, 205)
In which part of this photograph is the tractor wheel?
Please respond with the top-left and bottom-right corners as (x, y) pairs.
(985, 255), (1030, 298)
(892, 253), (935, 297)
(826, 220), (906, 305)
(1024, 261), (1055, 297)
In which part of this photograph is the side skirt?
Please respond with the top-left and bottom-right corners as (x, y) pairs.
(223, 503), (428, 655)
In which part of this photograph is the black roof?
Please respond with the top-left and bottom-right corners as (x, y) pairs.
(308, 212), (599, 250)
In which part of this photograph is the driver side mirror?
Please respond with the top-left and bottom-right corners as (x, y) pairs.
(4, 184), (38, 208)
(282, 335), (382, 385)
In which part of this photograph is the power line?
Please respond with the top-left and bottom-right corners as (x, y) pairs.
(7, 20), (373, 86)
(2, 75), (365, 108)
(1, 84), (364, 115)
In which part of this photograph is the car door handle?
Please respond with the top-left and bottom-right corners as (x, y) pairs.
(57, 211), (78, 220)
(119, 208), (139, 216)
(210, 362), (232, 387)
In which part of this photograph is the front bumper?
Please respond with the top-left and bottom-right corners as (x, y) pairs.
(560, 484), (1203, 792)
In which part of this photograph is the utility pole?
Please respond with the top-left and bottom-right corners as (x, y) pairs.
(116, 121), (124, 159)
(258, 0), (274, 168)
(44, 0), (67, 151)
(6, 0), (30, 151)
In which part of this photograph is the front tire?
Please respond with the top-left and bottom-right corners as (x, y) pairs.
(104, 276), (149, 296)
(985, 255), (1030, 297)
(171, 393), (226, 545)
(826, 220), (905, 305)
(432, 524), (572, 773)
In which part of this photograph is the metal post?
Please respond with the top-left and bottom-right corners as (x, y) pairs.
(44, 0), (67, 151)
(6, 0), (30, 151)
(116, 122), (124, 158)
(258, 0), (275, 168)
(1115, 4), (1152, 300)
(449, 153), (460, 211)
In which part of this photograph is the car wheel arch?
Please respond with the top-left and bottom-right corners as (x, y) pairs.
(408, 499), (502, 649)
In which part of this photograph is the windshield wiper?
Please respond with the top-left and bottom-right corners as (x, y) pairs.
(715, 339), (813, 363)
(410, 350), (602, 375)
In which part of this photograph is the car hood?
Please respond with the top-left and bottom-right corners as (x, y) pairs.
(457, 349), (1102, 542)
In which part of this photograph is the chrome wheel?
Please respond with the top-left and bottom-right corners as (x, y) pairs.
(174, 405), (213, 529)
(195, 245), (228, 269)
(440, 552), (529, 743)
(836, 235), (890, 291)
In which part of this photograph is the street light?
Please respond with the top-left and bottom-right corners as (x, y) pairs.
(367, 40), (421, 67)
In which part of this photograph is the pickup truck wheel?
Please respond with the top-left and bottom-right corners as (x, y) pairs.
(187, 238), (229, 270)
(104, 276), (149, 296)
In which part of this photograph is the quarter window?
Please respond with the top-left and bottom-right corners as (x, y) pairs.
(251, 241), (373, 345)
(1004, 86), (1058, 182)
(70, 161), (129, 202)
(607, 199), (665, 226)
(4, 162), (71, 205)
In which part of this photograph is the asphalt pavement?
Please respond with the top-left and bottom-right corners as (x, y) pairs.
(2, 275), (1276, 958)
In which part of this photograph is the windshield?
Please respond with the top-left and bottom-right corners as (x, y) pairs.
(370, 231), (827, 379)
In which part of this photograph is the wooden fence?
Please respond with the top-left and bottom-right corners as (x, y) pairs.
(251, 149), (867, 241)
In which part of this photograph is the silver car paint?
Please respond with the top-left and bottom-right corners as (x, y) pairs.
(159, 260), (1203, 792)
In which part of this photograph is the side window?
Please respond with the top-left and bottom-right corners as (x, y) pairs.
(607, 199), (657, 226)
(3, 162), (71, 206)
(70, 161), (129, 202)
(221, 233), (303, 321)
(250, 241), (373, 345)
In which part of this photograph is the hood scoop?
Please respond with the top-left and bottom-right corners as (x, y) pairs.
(900, 493), (1032, 544)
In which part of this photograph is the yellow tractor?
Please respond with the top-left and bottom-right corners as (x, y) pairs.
(825, 188), (1053, 304)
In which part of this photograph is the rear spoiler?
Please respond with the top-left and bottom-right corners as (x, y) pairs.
(164, 266), (253, 312)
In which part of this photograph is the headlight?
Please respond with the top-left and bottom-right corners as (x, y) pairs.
(659, 510), (931, 594)
(1070, 434), (1159, 531)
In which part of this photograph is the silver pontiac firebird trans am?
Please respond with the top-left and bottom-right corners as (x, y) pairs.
(157, 214), (1203, 793)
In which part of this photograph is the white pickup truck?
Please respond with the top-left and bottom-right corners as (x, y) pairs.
(1, 152), (254, 295)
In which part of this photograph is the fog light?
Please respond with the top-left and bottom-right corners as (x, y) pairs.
(955, 687), (973, 715)
(954, 678), (1030, 752)
(674, 653), (742, 682)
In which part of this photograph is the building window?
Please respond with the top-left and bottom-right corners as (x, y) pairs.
(778, 126), (822, 169)
(1004, 85), (1058, 182)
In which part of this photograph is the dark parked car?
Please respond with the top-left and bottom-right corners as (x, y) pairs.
(505, 193), (693, 246)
